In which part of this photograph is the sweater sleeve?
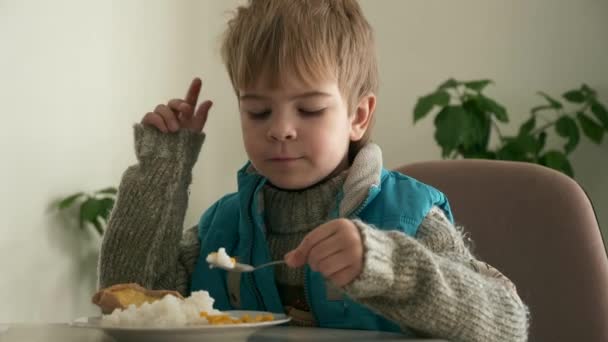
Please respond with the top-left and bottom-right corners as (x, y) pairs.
(98, 124), (204, 296)
(342, 206), (530, 342)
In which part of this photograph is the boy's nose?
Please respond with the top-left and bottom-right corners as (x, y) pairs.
(268, 128), (297, 141)
(267, 118), (297, 141)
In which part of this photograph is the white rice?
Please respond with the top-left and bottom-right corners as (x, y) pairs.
(206, 247), (235, 269)
(101, 290), (222, 327)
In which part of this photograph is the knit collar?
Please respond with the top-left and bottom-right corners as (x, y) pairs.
(263, 170), (348, 234)
(242, 143), (384, 218)
(339, 143), (383, 216)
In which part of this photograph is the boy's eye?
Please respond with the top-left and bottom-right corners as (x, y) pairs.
(247, 110), (271, 119)
(299, 108), (325, 116)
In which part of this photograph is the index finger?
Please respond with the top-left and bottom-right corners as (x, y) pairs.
(184, 77), (202, 107)
(289, 222), (338, 266)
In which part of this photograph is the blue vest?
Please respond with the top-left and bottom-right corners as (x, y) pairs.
(191, 163), (453, 334)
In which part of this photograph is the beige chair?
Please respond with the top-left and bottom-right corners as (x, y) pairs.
(397, 159), (608, 342)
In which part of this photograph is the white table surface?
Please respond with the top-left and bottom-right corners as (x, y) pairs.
(0, 323), (449, 342)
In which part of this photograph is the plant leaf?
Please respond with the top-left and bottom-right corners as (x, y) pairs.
(460, 111), (482, 149)
(461, 99), (491, 151)
(477, 95), (509, 123)
(536, 132), (547, 154)
(518, 117), (536, 137)
(434, 106), (469, 158)
(79, 198), (102, 230)
(91, 220), (104, 235)
(539, 150), (574, 177)
(581, 84), (597, 98)
(496, 140), (529, 162)
(555, 116), (580, 154)
(590, 100), (608, 129)
(577, 112), (604, 144)
(58, 192), (85, 210)
(96, 187), (118, 195)
(517, 134), (541, 155)
(464, 79), (492, 92)
(531, 105), (554, 115)
(562, 90), (585, 103)
(462, 151), (497, 159)
(497, 134), (538, 162)
(438, 78), (460, 90)
(97, 198), (115, 220)
(414, 90), (450, 123)
(537, 91), (563, 109)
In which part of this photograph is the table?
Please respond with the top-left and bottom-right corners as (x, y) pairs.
(0, 323), (448, 342)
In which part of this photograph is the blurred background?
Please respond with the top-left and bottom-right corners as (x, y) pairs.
(0, 0), (606, 323)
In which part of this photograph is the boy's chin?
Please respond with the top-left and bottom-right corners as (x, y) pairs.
(265, 174), (323, 191)
(266, 178), (316, 191)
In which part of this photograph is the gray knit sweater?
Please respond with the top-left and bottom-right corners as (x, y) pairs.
(98, 124), (529, 341)
(263, 170), (350, 326)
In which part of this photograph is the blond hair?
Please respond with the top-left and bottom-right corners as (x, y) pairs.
(220, 0), (378, 159)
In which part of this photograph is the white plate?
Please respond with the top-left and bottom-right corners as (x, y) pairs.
(70, 310), (290, 342)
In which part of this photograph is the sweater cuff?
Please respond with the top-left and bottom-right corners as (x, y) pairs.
(343, 219), (397, 298)
(134, 124), (206, 168)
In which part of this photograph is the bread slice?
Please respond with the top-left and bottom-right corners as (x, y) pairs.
(92, 283), (183, 314)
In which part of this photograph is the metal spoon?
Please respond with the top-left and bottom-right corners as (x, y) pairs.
(210, 260), (287, 273)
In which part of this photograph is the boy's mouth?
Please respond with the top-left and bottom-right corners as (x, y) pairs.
(268, 157), (302, 162)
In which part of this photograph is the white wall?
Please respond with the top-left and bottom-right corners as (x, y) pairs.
(358, 0), (608, 240)
(0, 0), (238, 322)
(361, 0), (608, 224)
(0, 0), (606, 323)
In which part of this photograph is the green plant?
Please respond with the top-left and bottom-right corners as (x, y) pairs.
(413, 79), (608, 177)
(57, 187), (117, 235)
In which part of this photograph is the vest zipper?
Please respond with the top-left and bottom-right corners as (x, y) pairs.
(247, 188), (266, 311)
(303, 267), (314, 323)
(247, 260), (266, 311)
(349, 185), (379, 218)
(350, 197), (369, 218)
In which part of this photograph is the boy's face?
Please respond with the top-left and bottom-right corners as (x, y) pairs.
(238, 73), (356, 190)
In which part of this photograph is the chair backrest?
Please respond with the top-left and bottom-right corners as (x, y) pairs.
(397, 159), (608, 342)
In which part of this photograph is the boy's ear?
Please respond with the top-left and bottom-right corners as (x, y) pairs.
(350, 93), (376, 141)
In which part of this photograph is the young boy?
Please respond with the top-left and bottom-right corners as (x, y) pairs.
(98, 1), (529, 341)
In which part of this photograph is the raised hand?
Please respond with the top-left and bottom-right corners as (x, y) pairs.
(142, 77), (213, 133)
